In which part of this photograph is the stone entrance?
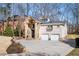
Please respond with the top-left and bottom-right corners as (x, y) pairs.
(25, 16), (40, 40)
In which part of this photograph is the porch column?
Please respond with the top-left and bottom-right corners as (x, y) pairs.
(35, 23), (39, 40)
(24, 19), (29, 39)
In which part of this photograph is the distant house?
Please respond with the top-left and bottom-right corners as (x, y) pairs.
(24, 16), (67, 41)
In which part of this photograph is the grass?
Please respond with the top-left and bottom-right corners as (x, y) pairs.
(66, 34), (79, 56)
(67, 48), (79, 56)
(65, 34), (79, 39)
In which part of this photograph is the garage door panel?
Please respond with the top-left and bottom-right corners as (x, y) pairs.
(51, 35), (59, 40)
(41, 35), (49, 40)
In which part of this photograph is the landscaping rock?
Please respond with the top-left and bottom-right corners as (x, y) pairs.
(6, 42), (25, 54)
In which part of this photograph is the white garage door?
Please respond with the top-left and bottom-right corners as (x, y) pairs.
(50, 35), (59, 40)
(41, 35), (49, 40)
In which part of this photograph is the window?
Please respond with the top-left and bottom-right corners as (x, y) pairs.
(46, 25), (53, 31)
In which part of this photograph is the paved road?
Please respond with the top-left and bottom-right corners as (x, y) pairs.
(16, 40), (74, 56)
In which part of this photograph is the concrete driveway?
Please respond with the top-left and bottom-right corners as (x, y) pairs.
(16, 40), (74, 56)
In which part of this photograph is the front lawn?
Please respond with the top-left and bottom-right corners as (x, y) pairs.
(67, 48), (79, 56)
(66, 34), (79, 56)
(65, 34), (79, 39)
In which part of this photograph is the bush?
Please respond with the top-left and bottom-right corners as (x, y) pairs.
(14, 27), (19, 36)
(0, 32), (2, 35)
(3, 25), (13, 37)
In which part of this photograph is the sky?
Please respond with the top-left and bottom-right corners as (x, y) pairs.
(0, 3), (78, 24)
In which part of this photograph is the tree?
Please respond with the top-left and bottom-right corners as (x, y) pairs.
(0, 3), (15, 36)
(66, 4), (79, 34)
(17, 4), (26, 37)
(72, 4), (79, 34)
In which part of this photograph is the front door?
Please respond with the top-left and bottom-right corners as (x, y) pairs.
(31, 24), (35, 38)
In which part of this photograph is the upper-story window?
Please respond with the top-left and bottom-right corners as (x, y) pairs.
(46, 25), (53, 31)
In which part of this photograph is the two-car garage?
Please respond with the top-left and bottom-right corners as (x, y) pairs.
(40, 34), (59, 40)
(39, 23), (67, 41)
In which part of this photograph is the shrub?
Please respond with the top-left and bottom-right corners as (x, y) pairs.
(0, 32), (2, 35)
(14, 27), (19, 36)
(3, 25), (13, 37)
